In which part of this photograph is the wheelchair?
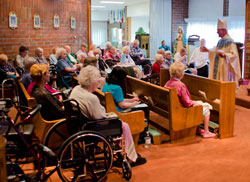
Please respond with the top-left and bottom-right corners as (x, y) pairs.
(45, 98), (132, 182)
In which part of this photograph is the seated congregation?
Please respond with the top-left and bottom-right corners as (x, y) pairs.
(0, 20), (241, 180)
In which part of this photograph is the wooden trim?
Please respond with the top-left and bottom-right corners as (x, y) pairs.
(0, 136), (7, 182)
(87, 0), (91, 48)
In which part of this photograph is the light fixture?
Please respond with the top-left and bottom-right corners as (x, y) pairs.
(100, 1), (125, 4)
(91, 5), (106, 8)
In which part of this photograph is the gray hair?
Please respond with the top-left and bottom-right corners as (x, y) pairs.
(24, 57), (37, 71)
(106, 41), (112, 47)
(154, 54), (163, 62)
(166, 51), (172, 55)
(122, 46), (130, 53)
(55, 48), (66, 60)
(78, 65), (100, 89)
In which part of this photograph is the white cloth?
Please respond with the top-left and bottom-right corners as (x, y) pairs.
(193, 100), (212, 117)
(189, 48), (209, 69)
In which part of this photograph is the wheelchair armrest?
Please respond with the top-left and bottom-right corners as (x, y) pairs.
(51, 92), (63, 97)
(86, 116), (120, 125)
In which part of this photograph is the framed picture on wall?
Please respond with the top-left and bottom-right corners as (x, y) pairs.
(9, 11), (17, 29)
(71, 16), (76, 29)
(34, 14), (40, 29)
(54, 15), (60, 29)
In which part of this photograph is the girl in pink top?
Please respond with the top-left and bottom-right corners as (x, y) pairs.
(164, 62), (216, 138)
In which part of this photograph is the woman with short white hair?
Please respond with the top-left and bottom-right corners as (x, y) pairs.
(69, 65), (146, 166)
(56, 48), (81, 77)
(164, 62), (216, 138)
(152, 54), (164, 74)
(120, 46), (143, 79)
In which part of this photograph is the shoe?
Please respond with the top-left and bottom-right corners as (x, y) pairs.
(130, 155), (147, 167)
(203, 132), (216, 138)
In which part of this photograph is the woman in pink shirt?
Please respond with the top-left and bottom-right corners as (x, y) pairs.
(164, 62), (216, 138)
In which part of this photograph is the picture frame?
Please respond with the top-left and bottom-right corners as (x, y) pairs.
(34, 14), (40, 29)
(54, 15), (60, 29)
(9, 11), (17, 29)
(71, 16), (76, 29)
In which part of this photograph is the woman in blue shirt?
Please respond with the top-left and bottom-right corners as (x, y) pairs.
(102, 66), (140, 112)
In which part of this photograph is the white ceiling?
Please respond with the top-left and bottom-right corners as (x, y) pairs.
(91, 0), (148, 11)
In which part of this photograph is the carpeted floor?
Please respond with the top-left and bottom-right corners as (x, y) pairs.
(40, 105), (250, 182)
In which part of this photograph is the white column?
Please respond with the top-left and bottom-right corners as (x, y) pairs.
(149, 0), (172, 59)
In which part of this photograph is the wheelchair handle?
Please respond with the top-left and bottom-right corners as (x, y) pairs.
(1, 78), (15, 98)
(28, 104), (41, 119)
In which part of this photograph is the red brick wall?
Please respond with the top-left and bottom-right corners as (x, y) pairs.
(171, 0), (189, 49)
(245, 0), (250, 78)
(0, 0), (88, 59)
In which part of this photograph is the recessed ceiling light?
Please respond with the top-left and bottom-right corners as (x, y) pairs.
(91, 5), (106, 8)
(100, 1), (125, 4)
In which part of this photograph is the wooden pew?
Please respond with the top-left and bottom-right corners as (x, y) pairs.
(18, 80), (64, 142)
(124, 76), (203, 143)
(94, 89), (145, 146)
(160, 68), (236, 139)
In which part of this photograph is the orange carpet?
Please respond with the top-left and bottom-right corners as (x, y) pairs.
(22, 105), (250, 182)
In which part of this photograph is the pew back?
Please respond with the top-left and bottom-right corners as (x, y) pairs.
(125, 76), (203, 143)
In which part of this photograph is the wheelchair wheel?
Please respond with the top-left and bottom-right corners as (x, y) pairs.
(122, 160), (132, 181)
(57, 130), (113, 182)
(43, 119), (69, 155)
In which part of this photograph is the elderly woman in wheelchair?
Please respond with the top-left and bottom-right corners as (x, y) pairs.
(62, 65), (146, 181)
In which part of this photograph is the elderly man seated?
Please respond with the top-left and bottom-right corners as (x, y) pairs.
(64, 45), (79, 65)
(76, 43), (88, 58)
(130, 39), (151, 75)
(34, 47), (48, 64)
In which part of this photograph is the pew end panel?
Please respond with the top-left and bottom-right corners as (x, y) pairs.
(219, 81), (235, 138)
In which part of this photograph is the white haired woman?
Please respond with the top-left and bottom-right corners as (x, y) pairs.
(34, 47), (48, 64)
(164, 62), (216, 138)
(69, 65), (146, 166)
(120, 46), (143, 79)
(152, 54), (164, 74)
(56, 47), (81, 77)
